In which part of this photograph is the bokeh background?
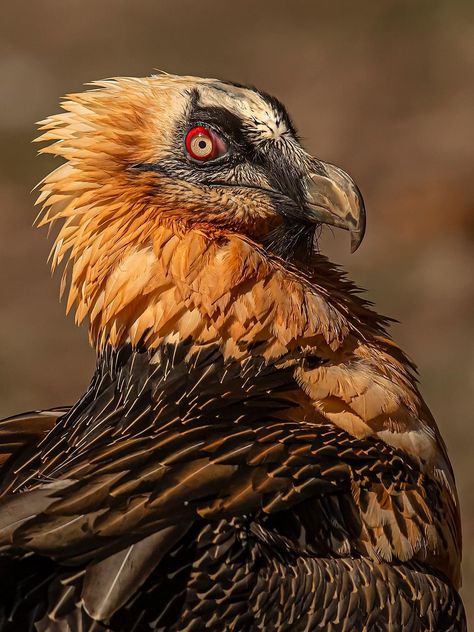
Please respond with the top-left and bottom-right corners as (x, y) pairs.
(0, 0), (473, 622)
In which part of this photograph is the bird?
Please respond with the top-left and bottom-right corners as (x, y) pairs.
(0, 74), (466, 631)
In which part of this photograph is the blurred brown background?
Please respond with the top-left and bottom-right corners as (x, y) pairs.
(0, 0), (473, 623)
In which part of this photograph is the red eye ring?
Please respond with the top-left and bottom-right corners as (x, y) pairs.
(185, 125), (227, 162)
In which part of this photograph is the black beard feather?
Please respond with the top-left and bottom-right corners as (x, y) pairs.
(262, 221), (319, 266)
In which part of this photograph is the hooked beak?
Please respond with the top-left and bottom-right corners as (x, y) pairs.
(305, 162), (366, 252)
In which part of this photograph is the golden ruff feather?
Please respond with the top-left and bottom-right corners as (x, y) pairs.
(0, 74), (465, 631)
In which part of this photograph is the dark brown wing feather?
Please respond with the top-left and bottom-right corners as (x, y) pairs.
(0, 343), (465, 630)
(0, 408), (67, 473)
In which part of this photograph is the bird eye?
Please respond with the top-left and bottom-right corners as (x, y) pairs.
(185, 126), (227, 162)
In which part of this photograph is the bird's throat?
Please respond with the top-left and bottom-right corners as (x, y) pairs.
(76, 226), (352, 360)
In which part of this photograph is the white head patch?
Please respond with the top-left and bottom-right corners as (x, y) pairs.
(197, 80), (292, 144)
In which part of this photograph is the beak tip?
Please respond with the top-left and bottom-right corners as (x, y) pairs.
(350, 196), (366, 253)
(350, 224), (365, 253)
(350, 235), (361, 253)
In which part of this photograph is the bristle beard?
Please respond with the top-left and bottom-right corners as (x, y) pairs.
(263, 222), (319, 266)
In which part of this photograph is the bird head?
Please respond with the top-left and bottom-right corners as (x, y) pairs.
(36, 74), (366, 350)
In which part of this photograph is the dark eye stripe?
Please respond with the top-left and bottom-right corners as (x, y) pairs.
(189, 107), (250, 151)
(187, 90), (254, 156)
